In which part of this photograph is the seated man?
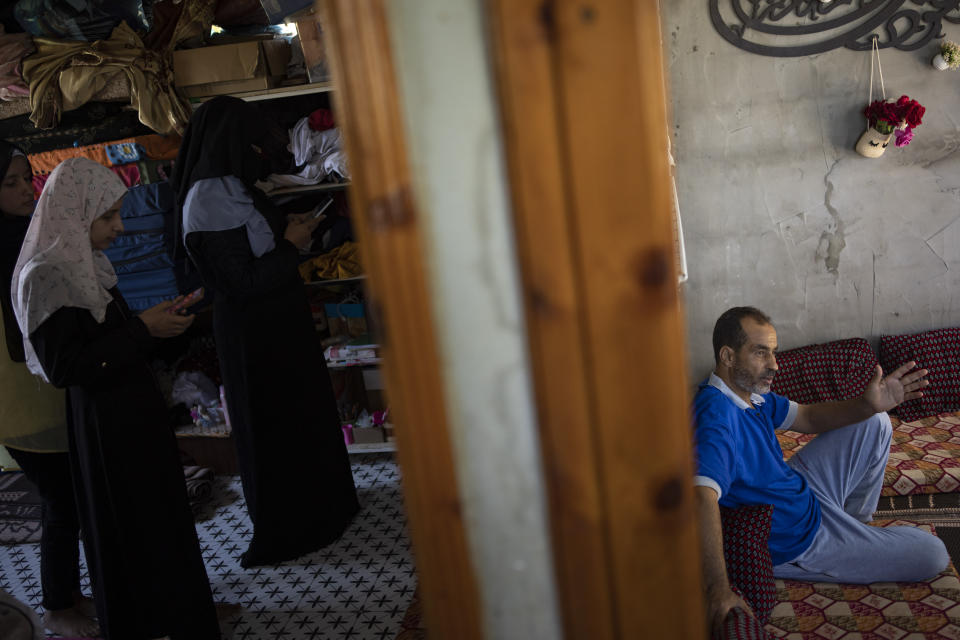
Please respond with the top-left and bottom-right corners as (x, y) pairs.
(694, 306), (949, 631)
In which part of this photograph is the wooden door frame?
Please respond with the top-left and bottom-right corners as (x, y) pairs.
(487, 1), (704, 637)
(320, 0), (704, 637)
(319, 2), (484, 638)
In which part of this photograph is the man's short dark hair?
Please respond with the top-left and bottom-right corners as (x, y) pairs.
(712, 306), (772, 364)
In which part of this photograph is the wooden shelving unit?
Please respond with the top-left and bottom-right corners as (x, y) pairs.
(203, 77), (389, 457)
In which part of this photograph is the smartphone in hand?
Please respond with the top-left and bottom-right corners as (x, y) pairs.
(311, 196), (334, 220)
(167, 287), (204, 314)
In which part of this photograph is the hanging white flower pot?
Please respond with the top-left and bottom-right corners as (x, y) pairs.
(855, 127), (892, 158)
(933, 53), (949, 70)
(856, 38), (891, 159)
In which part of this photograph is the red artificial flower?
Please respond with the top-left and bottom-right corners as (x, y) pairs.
(895, 95), (925, 127)
(864, 96), (925, 133)
(864, 100), (900, 132)
(880, 102), (900, 124)
(904, 102), (925, 128)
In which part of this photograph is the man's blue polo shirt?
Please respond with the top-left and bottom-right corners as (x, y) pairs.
(693, 374), (821, 565)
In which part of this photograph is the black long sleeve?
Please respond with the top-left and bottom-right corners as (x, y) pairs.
(1, 295), (24, 363)
(1, 215), (30, 363)
(30, 306), (153, 390)
(186, 227), (300, 300)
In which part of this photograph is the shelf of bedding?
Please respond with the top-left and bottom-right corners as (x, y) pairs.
(266, 182), (351, 196)
(306, 275), (366, 287)
(327, 358), (382, 369)
(175, 423), (232, 438)
(347, 442), (396, 455)
(0, 74), (131, 121)
(189, 81), (335, 106)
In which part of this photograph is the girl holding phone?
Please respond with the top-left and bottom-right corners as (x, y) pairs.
(171, 96), (359, 568)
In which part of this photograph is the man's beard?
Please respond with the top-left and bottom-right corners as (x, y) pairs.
(731, 362), (776, 395)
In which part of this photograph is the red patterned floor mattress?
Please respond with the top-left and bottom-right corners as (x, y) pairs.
(779, 412), (960, 498)
(767, 521), (960, 639)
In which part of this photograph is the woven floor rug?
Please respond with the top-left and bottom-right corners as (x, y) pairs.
(396, 522), (960, 639)
(0, 473), (41, 545)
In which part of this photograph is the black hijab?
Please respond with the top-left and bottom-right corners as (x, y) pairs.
(0, 140), (32, 362)
(170, 96), (272, 206)
(170, 96), (287, 248)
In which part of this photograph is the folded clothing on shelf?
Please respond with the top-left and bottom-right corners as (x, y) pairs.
(325, 344), (378, 365)
(260, 118), (350, 191)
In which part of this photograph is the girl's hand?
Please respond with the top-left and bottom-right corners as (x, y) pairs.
(139, 299), (195, 338)
(286, 212), (311, 224)
(284, 217), (320, 250)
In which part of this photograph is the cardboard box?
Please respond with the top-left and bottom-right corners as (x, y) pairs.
(361, 367), (383, 391)
(174, 41), (279, 98)
(261, 39), (292, 78)
(324, 303), (367, 338)
(351, 426), (385, 444)
(259, 0), (312, 24)
(294, 11), (330, 83)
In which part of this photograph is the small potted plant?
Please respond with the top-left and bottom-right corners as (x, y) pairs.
(856, 95), (925, 157)
(933, 40), (960, 70)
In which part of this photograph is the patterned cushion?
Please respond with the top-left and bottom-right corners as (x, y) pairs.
(719, 504), (776, 625)
(880, 328), (960, 422)
(714, 607), (773, 640)
(770, 338), (877, 405)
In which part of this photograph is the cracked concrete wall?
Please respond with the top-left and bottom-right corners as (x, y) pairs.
(664, 3), (960, 379)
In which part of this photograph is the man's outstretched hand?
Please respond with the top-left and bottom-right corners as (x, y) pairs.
(863, 362), (929, 413)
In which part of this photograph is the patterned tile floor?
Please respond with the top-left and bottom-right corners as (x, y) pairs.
(0, 453), (416, 640)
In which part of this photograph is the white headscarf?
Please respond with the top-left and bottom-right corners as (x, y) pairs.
(11, 158), (127, 380)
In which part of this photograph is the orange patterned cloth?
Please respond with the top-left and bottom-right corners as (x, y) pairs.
(135, 134), (181, 161)
(27, 134), (181, 175)
(27, 140), (123, 174)
(767, 521), (960, 639)
(778, 412), (960, 498)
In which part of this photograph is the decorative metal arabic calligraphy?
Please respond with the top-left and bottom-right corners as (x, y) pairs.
(710, 0), (960, 57)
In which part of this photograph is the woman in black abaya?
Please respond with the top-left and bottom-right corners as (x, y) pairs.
(0, 141), (97, 637)
(171, 96), (359, 567)
(12, 158), (220, 640)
